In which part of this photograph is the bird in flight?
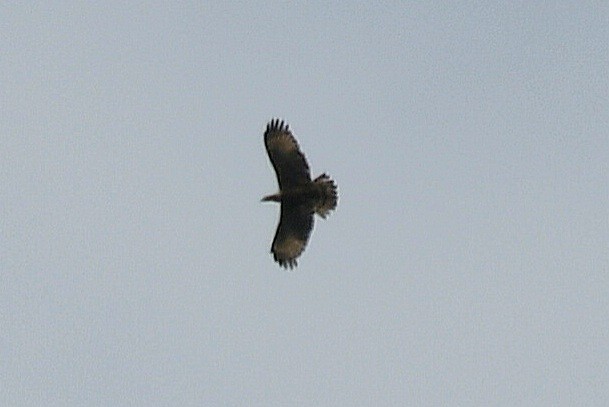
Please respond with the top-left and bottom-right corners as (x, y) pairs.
(261, 119), (338, 269)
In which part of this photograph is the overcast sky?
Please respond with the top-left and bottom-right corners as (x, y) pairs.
(2, 2), (608, 406)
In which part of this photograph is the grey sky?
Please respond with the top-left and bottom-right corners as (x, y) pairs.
(2, 2), (608, 406)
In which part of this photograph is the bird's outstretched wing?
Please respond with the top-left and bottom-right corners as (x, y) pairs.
(264, 119), (311, 188)
(271, 204), (314, 269)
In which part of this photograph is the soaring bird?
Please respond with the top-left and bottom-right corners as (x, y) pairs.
(261, 119), (338, 269)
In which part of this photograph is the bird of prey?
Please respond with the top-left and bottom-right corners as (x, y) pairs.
(261, 119), (338, 269)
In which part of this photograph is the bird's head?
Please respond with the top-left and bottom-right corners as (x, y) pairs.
(261, 193), (281, 202)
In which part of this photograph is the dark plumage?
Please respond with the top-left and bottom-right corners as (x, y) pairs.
(261, 119), (338, 269)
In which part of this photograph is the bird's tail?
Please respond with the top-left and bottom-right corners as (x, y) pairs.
(313, 173), (338, 219)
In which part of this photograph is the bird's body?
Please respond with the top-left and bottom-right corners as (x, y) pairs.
(262, 119), (338, 269)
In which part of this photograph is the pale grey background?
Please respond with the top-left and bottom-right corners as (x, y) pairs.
(1, 2), (608, 406)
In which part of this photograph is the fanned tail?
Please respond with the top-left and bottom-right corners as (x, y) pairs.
(313, 173), (338, 219)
